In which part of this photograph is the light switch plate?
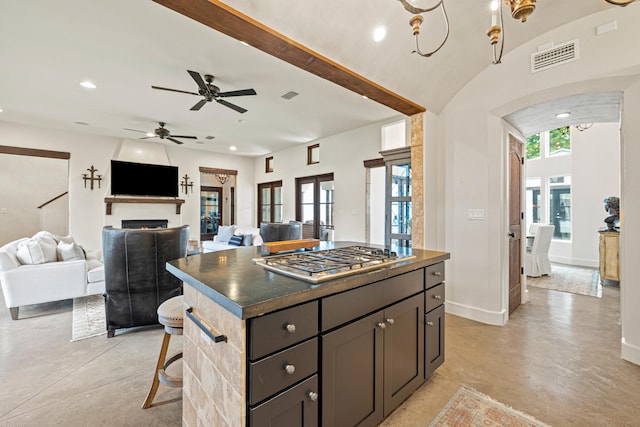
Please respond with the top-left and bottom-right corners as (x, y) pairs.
(468, 209), (485, 220)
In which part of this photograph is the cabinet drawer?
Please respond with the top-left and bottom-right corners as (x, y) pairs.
(425, 262), (445, 289)
(250, 375), (319, 427)
(322, 269), (424, 332)
(250, 301), (318, 360)
(425, 283), (445, 313)
(250, 338), (318, 405)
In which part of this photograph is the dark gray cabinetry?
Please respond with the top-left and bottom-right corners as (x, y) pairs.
(322, 292), (425, 427)
(248, 301), (319, 427)
(424, 263), (445, 379)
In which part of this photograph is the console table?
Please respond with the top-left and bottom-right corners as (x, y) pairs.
(598, 228), (620, 284)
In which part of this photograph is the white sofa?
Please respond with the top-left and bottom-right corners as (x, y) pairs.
(0, 232), (105, 320)
(202, 225), (263, 253)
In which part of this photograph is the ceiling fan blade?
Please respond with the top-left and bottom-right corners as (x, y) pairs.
(124, 128), (146, 133)
(139, 136), (156, 140)
(216, 98), (247, 113)
(167, 137), (184, 145)
(190, 99), (208, 111)
(170, 135), (197, 139)
(218, 88), (257, 98)
(151, 85), (199, 96)
(187, 70), (209, 93)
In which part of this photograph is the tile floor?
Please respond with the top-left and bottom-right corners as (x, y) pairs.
(1, 276), (639, 426)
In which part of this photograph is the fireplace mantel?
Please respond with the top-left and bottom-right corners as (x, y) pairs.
(104, 197), (185, 215)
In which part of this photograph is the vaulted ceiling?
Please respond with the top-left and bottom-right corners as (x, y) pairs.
(0, 0), (630, 155)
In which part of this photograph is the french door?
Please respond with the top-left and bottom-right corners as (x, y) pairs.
(296, 173), (334, 240)
(200, 186), (223, 241)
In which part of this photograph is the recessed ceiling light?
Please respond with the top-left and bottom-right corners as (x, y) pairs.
(0, 108), (3, 113)
(240, 41), (250, 47)
(145, 132), (155, 137)
(373, 26), (387, 43)
(556, 112), (571, 118)
(229, 146), (237, 151)
(362, 95), (369, 100)
(80, 81), (96, 89)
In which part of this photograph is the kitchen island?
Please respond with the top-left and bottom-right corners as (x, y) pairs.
(167, 242), (449, 427)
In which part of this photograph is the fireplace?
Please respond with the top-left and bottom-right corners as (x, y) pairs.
(122, 219), (168, 229)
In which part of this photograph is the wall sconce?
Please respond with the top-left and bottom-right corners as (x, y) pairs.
(398, 0), (450, 58)
(181, 174), (194, 194)
(215, 173), (229, 185)
(82, 165), (102, 190)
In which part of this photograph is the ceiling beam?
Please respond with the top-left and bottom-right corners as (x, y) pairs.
(153, 0), (426, 116)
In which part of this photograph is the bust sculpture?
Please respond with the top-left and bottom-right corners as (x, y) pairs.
(603, 196), (620, 231)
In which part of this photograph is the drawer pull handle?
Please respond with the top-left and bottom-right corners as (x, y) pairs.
(426, 321), (434, 327)
(386, 318), (395, 325)
(433, 271), (442, 277)
(285, 323), (296, 334)
(185, 307), (227, 343)
(377, 322), (386, 329)
(433, 295), (442, 300)
(307, 391), (319, 402)
(284, 364), (296, 375)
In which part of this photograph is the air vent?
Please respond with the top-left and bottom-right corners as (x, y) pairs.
(281, 91), (299, 100)
(530, 39), (579, 73)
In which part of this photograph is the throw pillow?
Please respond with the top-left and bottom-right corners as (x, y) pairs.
(57, 241), (86, 261)
(242, 234), (253, 246)
(217, 225), (235, 243)
(228, 235), (243, 246)
(0, 251), (20, 271)
(16, 237), (56, 265)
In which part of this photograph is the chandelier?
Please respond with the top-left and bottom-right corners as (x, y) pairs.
(397, 0), (449, 57)
(215, 173), (229, 185)
(487, 0), (635, 64)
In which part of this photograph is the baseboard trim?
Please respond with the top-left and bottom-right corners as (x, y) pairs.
(445, 301), (506, 326)
(622, 338), (640, 366)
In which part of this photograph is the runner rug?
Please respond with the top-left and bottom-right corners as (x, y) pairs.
(71, 294), (106, 341)
(527, 263), (602, 298)
(429, 385), (551, 427)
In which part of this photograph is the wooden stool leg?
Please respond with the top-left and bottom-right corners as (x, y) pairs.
(142, 332), (171, 409)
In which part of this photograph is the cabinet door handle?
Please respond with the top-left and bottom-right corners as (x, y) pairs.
(185, 307), (227, 343)
(426, 321), (434, 327)
(284, 323), (296, 334)
(386, 318), (395, 325)
(433, 295), (442, 300)
(433, 271), (441, 277)
(377, 322), (386, 329)
(307, 391), (319, 402)
(284, 364), (296, 375)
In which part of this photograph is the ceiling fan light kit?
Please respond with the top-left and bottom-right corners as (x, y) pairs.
(152, 70), (256, 113)
(125, 122), (197, 145)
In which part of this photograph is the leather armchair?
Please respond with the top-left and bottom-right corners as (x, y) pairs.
(102, 225), (189, 337)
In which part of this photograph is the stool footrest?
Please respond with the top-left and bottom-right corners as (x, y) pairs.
(158, 351), (183, 388)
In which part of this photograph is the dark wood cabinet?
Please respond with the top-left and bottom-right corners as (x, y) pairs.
(249, 375), (319, 427)
(321, 293), (425, 427)
(425, 304), (445, 378)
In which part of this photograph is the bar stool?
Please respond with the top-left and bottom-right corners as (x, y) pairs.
(142, 295), (184, 409)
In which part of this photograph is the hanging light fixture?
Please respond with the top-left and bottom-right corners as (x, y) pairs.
(215, 173), (229, 185)
(488, 0), (634, 64)
(397, 0), (450, 57)
(575, 123), (593, 131)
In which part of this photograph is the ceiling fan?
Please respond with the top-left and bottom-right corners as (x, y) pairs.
(124, 122), (197, 145)
(152, 70), (257, 113)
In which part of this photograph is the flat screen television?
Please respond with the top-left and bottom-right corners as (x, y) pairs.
(110, 160), (178, 197)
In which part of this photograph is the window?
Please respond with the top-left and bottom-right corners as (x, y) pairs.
(549, 175), (571, 240)
(307, 144), (320, 165)
(526, 133), (540, 160)
(296, 173), (334, 239)
(257, 180), (283, 225)
(525, 177), (541, 232)
(265, 156), (274, 173)
(200, 186), (223, 240)
(548, 126), (571, 157)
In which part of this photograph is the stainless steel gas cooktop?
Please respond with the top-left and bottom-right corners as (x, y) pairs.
(253, 245), (415, 283)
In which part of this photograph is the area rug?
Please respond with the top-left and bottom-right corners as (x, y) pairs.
(429, 385), (550, 427)
(71, 294), (106, 341)
(527, 263), (601, 298)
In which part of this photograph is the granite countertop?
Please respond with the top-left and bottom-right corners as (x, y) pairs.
(166, 241), (450, 320)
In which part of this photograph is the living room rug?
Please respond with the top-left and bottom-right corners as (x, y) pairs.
(527, 263), (601, 298)
(71, 294), (106, 341)
(429, 385), (550, 427)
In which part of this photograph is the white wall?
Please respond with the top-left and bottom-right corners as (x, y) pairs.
(525, 123), (620, 267)
(369, 167), (385, 245)
(254, 117), (403, 242)
(0, 121), (255, 252)
(434, 5), (640, 365)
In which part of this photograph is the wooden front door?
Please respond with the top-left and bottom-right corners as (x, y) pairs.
(509, 135), (524, 314)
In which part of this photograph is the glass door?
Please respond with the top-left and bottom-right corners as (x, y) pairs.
(296, 173), (334, 240)
(200, 186), (223, 241)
